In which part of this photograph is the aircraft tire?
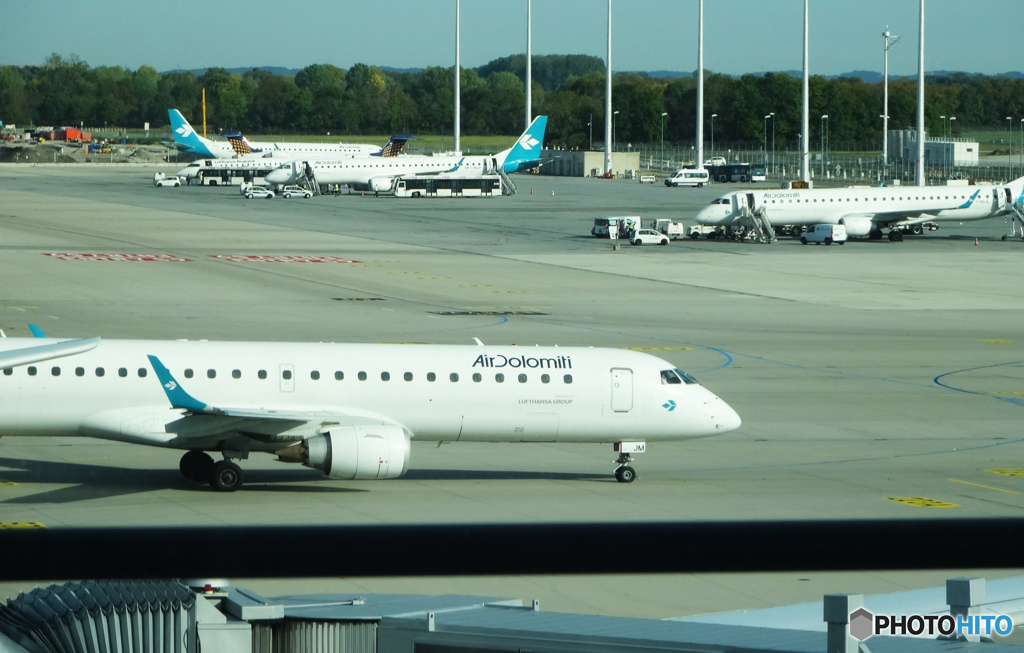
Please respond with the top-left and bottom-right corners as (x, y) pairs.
(912, 224), (924, 235)
(191, 453), (215, 482)
(791, 226), (802, 237)
(210, 461), (243, 492)
(179, 451), (198, 479)
(616, 466), (637, 483)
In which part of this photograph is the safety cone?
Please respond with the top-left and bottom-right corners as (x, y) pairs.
(975, 238), (979, 246)
(530, 188), (533, 195)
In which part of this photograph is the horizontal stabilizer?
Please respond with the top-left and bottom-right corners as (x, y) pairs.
(0, 337), (100, 369)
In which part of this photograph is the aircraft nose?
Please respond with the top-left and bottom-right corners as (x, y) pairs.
(702, 393), (741, 433)
(265, 169), (288, 184)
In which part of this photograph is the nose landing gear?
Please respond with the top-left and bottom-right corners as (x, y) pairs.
(613, 442), (645, 483)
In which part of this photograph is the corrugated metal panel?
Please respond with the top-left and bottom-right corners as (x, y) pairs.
(251, 623), (274, 653)
(276, 621), (375, 653)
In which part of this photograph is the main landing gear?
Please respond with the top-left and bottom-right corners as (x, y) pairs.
(613, 441), (645, 483)
(179, 450), (244, 492)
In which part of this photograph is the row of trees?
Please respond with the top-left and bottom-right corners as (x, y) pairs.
(2, 53), (1023, 150)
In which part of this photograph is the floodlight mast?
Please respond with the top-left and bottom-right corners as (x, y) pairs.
(883, 27), (901, 176)
(526, 0), (532, 130)
(696, 0), (704, 171)
(800, 0), (810, 183)
(455, 0), (461, 153)
(604, 0), (613, 175)
(916, 0), (925, 187)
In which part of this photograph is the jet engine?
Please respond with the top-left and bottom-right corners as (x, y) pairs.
(839, 216), (874, 237)
(278, 425), (410, 480)
(368, 176), (397, 193)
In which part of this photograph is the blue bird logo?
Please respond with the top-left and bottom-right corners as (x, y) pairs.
(662, 400), (676, 412)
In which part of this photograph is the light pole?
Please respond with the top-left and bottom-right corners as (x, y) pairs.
(588, 114), (593, 151)
(949, 116), (956, 175)
(660, 112), (668, 170)
(821, 114), (828, 178)
(710, 113), (717, 161)
(771, 112), (776, 175)
(940, 115), (946, 140)
(883, 27), (900, 170)
(1008, 116), (1013, 178)
(613, 110), (619, 154)
(763, 115), (770, 166)
(1020, 118), (1023, 177)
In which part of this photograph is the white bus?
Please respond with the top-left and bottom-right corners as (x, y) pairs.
(393, 175), (504, 198)
(665, 169), (710, 188)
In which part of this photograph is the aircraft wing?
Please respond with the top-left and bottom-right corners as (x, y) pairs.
(0, 337), (100, 369)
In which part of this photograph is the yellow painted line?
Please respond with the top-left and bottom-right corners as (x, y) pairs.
(464, 306), (548, 310)
(374, 341), (429, 345)
(3, 306), (37, 310)
(623, 346), (694, 351)
(456, 284), (497, 288)
(993, 391), (1024, 396)
(986, 469), (1024, 478)
(980, 339), (1015, 344)
(0, 482), (19, 487)
(949, 478), (1021, 495)
(489, 290), (534, 294)
(415, 277), (456, 281)
(0, 522), (45, 529)
(885, 497), (959, 508)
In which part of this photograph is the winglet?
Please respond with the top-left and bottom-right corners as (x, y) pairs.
(28, 324), (46, 338)
(147, 354), (217, 414)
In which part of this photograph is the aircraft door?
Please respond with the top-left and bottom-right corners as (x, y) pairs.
(610, 368), (633, 412)
(1005, 188), (1013, 206)
(280, 364), (295, 392)
(746, 193), (757, 211)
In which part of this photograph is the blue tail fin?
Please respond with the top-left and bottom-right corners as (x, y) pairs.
(499, 116), (547, 173)
(168, 109), (216, 158)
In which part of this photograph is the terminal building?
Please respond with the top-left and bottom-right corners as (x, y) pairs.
(887, 129), (980, 167)
(538, 149), (640, 178)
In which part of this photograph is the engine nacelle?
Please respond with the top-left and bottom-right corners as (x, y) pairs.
(839, 216), (874, 237)
(368, 176), (396, 193)
(302, 425), (410, 480)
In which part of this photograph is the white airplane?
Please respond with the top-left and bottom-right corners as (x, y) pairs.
(168, 109), (383, 159)
(694, 177), (1024, 241)
(0, 332), (740, 492)
(264, 116), (548, 193)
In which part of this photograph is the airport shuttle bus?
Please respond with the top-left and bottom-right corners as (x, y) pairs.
(0, 337), (740, 491)
(394, 175), (504, 198)
(694, 177), (1024, 241)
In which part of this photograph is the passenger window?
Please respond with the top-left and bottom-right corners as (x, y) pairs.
(75, 367), (84, 377)
(281, 369), (291, 380)
(564, 374), (573, 384)
(3, 368), (12, 376)
(473, 373), (482, 382)
(95, 367), (104, 377)
(541, 374), (550, 383)
(51, 367), (60, 376)
(310, 370), (320, 380)
(118, 368), (127, 377)
(450, 373), (459, 382)
(184, 369), (193, 378)
(232, 369), (242, 379)
(207, 369), (216, 379)
(28, 366), (37, 376)
(518, 374), (527, 383)
(381, 372), (390, 381)
(495, 373), (504, 383)
(334, 371), (344, 380)
(427, 372), (436, 382)
(258, 370), (268, 379)
(138, 368), (147, 378)
(404, 372), (413, 381)
(358, 371), (367, 381)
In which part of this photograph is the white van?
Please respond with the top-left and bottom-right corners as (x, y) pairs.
(800, 224), (847, 245)
(665, 169), (709, 188)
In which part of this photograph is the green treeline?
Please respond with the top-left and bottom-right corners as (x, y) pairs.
(1, 53), (1022, 149)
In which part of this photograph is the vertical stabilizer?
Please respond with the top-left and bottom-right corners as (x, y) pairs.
(168, 109), (218, 158)
(496, 116), (547, 174)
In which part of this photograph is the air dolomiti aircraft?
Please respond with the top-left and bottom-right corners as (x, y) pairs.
(264, 116), (548, 192)
(694, 176), (1024, 241)
(168, 109), (382, 159)
(0, 334), (740, 491)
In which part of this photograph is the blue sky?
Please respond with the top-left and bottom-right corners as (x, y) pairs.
(1, 0), (1020, 76)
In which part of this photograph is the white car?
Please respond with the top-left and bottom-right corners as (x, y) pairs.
(630, 229), (670, 246)
(281, 186), (312, 199)
(244, 186), (275, 199)
(800, 224), (847, 245)
(154, 175), (180, 188)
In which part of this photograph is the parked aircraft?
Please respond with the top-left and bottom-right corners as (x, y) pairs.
(263, 116), (548, 192)
(168, 109), (382, 159)
(0, 332), (740, 491)
(694, 178), (1024, 241)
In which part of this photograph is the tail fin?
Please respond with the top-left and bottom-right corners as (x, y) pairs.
(168, 109), (216, 158)
(223, 132), (261, 156)
(496, 116), (547, 173)
(373, 134), (414, 158)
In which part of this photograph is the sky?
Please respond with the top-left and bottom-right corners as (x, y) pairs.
(1, 0), (1021, 77)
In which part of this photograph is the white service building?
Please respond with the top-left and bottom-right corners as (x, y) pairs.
(887, 129), (979, 166)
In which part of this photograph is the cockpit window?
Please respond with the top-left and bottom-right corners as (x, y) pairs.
(662, 368), (698, 385)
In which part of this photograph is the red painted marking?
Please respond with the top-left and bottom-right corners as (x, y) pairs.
(208, 255), (361, 264)
(42, 253), (193, 262)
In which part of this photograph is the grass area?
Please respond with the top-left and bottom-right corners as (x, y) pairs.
(961, 130), (1022, 155)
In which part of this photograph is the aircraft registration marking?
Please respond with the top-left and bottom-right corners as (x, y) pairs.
(43, 253), (193, 262)
(980, 339), (1015, 344)
(623, 347), (695, 351)
(0, 522), (45, 529)
(948, 478), (1021, 494)
(986, 469), (1024, 478)
(209, 255), (360, 263)
(885, 497), (959, 508)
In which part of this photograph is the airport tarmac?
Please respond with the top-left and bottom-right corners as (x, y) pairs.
(1, 165), (1023, 617)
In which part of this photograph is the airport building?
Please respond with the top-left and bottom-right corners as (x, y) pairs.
(538, 149), (640, 178)
(887, 129), (980, 167)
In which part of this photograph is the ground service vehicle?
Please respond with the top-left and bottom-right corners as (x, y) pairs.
(707, 163), (766, 183)
(153, 174), (180, 188)
(665, 169), (709, 188)
(281, 186), (312, 199)
(654, 218), (688, 240)
(592, 216), (640, 238)
(631, 229), (670, 246)
(243, 185), (275, 199)
(801, 224), (847, 245)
